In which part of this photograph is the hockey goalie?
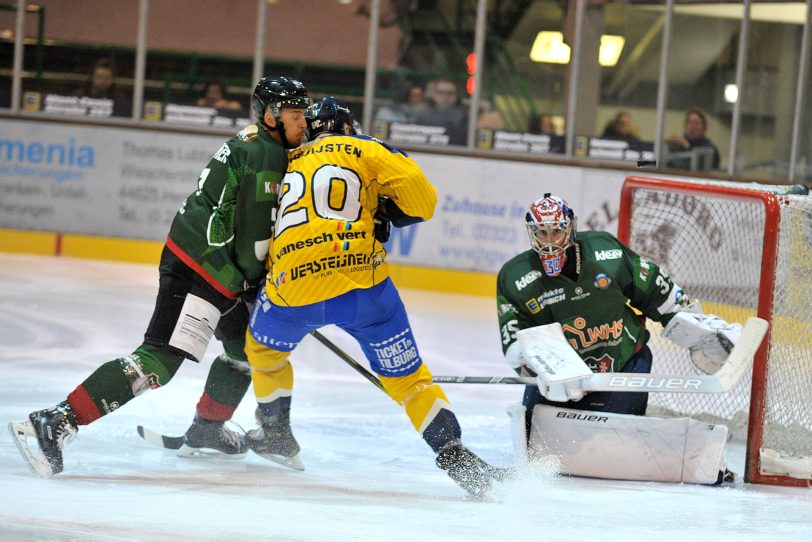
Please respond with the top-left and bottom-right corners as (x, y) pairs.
(496, 193), (767, 485)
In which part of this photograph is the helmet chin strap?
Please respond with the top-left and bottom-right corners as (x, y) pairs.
(262, 118), (296, 149)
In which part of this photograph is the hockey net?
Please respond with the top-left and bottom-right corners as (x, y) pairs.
(618, 176), (812, 487)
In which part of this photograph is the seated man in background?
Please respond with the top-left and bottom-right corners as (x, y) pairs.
(601, 111), (641, 144)
(197, 80), (243, 111)
(73, 58), (131, 116)
(666, 108), (720, 170)
(416, 77), (468, 145)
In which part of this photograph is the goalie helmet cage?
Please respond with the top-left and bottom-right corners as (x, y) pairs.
(618, 176), (812, 487)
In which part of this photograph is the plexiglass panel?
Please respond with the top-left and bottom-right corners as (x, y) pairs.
(569, 1), (664, 165)
(797, 11), (812, 183)
(372, 1), (475, 148)
(733, 13), (806, 180)
(2, 1), (137, 118)
(143, 1), (254, 127)
(476, 0), (568, 156)
(661, 3), (745, 173)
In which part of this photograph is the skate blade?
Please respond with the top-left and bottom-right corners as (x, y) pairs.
(254, 451), (305, 471)
(176, 444), (248, 460)
(7, 420), (55, 478)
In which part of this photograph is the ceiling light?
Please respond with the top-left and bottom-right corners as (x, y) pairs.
(530, 32), (625, 66)
(599, 35), (625, 67)
(530, 31), (571, 64)
(725, 84), (739, 103)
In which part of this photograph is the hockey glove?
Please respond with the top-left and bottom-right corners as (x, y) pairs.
(241, 277), (265, 308)
(373, 210), (391, 243)
(662, 312), (743, 374)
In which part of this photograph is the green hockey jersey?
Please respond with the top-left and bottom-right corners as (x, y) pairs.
(166, 124), (286, 298)
(496, 231), (686, 373)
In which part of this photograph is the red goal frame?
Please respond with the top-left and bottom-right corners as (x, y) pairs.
(618, 176), (809, 487)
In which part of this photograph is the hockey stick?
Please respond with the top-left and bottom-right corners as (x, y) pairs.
(134, 333), (388, 452)
(310, 317), (767, 395)
(309, 330), (388, 394)
(136, 425), (184, 450)
(434, 317), (769, 394)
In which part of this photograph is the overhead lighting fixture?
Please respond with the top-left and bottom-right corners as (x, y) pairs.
(530, 32), (626, 67)
(599, 35), (625, 67)
(530, 31), (570, 64)
(724, 84), (739, 103)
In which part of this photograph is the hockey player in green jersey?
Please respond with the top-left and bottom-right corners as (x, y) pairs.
(497, 193), (743, 443)
(8, 76), (310, 477)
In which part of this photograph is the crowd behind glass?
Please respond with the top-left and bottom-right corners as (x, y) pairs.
(2, 0), (810, 183)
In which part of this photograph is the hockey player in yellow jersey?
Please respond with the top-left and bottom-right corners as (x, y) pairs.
(245, 96), (507, 499)
(266, 101), (436, 306)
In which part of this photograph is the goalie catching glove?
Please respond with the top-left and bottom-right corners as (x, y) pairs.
(662, 312), (743, 374)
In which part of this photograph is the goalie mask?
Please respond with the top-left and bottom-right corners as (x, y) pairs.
(526, 193), (577, 277)
(306, 96), (359, 140)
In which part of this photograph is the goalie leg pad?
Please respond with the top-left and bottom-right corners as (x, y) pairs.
(530, 405), (729, 484)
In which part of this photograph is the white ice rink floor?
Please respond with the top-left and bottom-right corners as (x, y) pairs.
(0, 254), (810, 542)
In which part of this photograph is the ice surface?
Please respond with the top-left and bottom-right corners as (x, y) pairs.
(1, 254), (809, 542)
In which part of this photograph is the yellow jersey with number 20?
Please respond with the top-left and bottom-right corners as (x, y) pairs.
(265, 134), (437, 306)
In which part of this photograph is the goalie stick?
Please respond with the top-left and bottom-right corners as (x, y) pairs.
(310, 318), (767, 395)
(435, 317), (769, 394)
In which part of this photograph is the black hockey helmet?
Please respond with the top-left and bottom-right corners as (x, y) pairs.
(252, 76), (310, 120)
(306, 96), (359, 140)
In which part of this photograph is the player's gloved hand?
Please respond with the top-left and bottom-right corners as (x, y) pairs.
(504, 341), (527, 370)
(689, 320), (743, 374)
(663, 312), (743, 374)
(435, 440), (512, 500)
(373, 210), (391, 243)
(240, 280), (263, 308)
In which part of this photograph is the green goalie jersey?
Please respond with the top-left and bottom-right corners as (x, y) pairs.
(166, 124), (286, 298)
(496, 230), (686, 373)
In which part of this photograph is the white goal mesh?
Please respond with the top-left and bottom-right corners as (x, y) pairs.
(619, 177), (812, 485)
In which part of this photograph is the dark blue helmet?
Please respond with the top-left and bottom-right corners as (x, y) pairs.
(252, 76), (309, 121)
(306, 96), (358, 140)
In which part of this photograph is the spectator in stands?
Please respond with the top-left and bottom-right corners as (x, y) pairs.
(74, 58), (131, 116)
(601, 111), (640, 143)
(375, 79), (426, 123)
(416, 77), (468, 145)
(528, 113), (556, 135)
(477, 100), (504, 131)
(666, 108), (720, 170)
(197, 80), (243, 111)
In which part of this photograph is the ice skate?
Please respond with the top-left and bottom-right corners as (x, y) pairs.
(436, 440), (511, 500)
(247, 407), (304, 471)
(8, 401), (78, 477)
(176, 413), (248, 459)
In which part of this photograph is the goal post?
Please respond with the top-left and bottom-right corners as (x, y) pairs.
(618, 176), (812, 487)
